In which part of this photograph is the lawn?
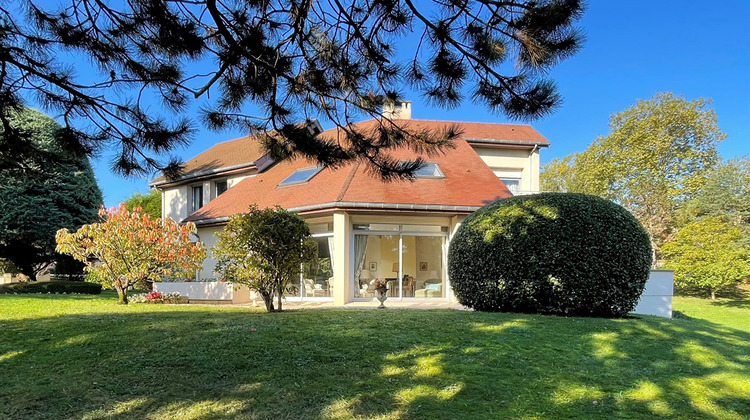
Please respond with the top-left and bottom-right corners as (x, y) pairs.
(0, 292), (747, 420)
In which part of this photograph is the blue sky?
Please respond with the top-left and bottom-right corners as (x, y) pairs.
(78, 1), (749, 206)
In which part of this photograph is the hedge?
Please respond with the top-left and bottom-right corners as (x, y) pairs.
(0, 281), (102, 295)
(448, 193), (652, 317)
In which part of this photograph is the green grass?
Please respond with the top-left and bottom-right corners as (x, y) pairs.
(0, 292), (747, 420)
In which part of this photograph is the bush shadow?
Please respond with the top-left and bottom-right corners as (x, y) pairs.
(0, 305), (748, 419)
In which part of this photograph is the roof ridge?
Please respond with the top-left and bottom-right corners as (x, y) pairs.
(335, 161), (360, 202)
(347, 118), (533, 128)
(405, 119), (532, 127)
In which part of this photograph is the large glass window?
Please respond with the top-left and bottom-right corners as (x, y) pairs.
(300, 236), (335, 298)
(354, 225), (446, 299)
(410, 236), (445, 298)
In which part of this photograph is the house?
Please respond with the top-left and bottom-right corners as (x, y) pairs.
(150, 103), (549, 305)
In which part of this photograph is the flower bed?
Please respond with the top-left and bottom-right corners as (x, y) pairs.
(130, 291), (188, 304)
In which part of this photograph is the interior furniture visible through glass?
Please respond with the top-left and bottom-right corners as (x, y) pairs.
(288, 223), (334, 299)
(353, 224), (447, 299)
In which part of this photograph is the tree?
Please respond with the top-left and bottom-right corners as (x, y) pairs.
(677, 157), (750, 236)
(539, 155), (577, 192)
(663, 217), (750, 299)
(213, 206), (316, 312)
(124, 189), (162, 219)
(540, 93), (725, 259)
(2, 1), (584, 179)
(0, 107), (102, 280)
(55, 204), (206, 304)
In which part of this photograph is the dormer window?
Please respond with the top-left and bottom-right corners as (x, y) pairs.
(278, 166), (323, 187)
(413, 162), (444, 179)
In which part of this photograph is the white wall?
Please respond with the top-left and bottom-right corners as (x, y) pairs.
(162, 185), (188, 222)
(196, 225), (224, 280)
(154, 281), (253, 304)
(472, 146), (540, 193)
(160, 172), (254, 222)
(633, 270), (674, 318)
(155, 281), (234, 300)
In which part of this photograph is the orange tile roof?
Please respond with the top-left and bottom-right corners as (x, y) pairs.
(181, 119), (548, 222)
(395, 119), (549, 144)
(151, 134), (268, 185)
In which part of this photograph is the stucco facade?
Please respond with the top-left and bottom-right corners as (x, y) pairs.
(152, 114), (548, 304)
(472, 146), (541, 194)
(160, 173), (255, 222)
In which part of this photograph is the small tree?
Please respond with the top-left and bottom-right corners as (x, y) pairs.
(663, 217), (750, 299)
(55, 204), (206, 304)
(213, 206), (315, 312)
(124, 189), (162, 219)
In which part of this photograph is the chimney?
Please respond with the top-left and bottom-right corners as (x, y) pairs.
(381, 100), (412, 120)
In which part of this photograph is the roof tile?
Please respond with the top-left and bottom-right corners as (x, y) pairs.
(183, 119), (546, 221)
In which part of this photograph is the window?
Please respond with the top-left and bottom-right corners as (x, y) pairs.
(191, 186), (203, 212)
(278, 166), (323, 187)
(353, 231), (446, 299)
(492, 169), (522, 194)
(500, 179), (520, 193)
(353, 223), (400, 232)
(215, 180), (228, 197)
(413, 162), (444, 178)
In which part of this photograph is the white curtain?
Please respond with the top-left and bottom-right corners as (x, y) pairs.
(327, 237), (335, 278)
(353, 235), (368, 297)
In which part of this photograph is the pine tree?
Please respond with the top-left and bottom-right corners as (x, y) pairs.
(1, 0), (584, 179)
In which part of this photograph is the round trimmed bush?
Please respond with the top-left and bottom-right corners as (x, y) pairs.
(448, 193), (652, 317)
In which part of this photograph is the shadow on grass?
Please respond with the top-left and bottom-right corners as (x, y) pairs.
(676, 284), (750, 309)
(0, 304), (748, 419)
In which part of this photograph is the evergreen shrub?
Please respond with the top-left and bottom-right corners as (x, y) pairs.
(0, 281), (102, 295)
(448, 193), (652, 317)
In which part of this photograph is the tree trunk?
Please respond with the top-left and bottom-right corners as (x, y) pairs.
(15, 262), (37, 281)
(260, 291), (274, 312)
(115, 286), (129, 304)
(276, 292), (283, 312)
(710, 290), (716, 300)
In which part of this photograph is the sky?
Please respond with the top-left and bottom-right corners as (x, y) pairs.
(63, 1), (750, 206)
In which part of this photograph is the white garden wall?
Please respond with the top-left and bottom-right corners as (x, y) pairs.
(154, 281), (252, 304)
(633, 270), (673, 318)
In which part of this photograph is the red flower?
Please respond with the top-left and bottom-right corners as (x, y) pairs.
(145, 291), (162, 300)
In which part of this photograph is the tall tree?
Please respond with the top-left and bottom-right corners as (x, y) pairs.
(677, 157), (750, 235)
(663, 217), (750, 300)
(539, 155), (577, 192)
(1, 1), (584, 180)
(0, 108), (102, 280)
(540, 93), (725, 259)
(124, 189), (162, 220)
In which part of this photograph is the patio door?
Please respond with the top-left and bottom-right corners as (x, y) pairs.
(353, 224), (447, 299)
